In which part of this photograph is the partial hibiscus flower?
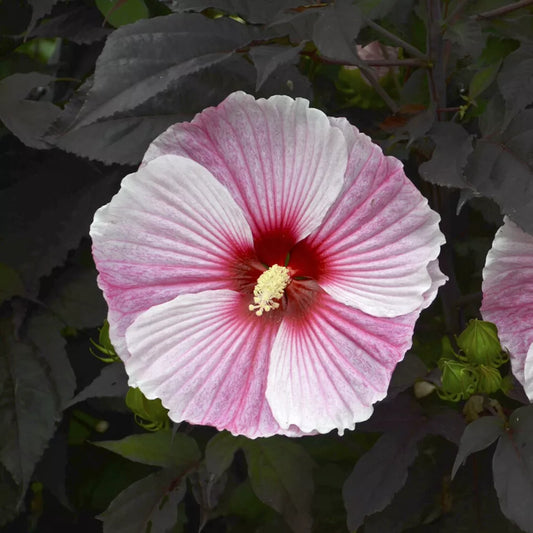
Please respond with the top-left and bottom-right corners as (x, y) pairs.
(481, 217), (533, 399)
(90, 92), (446, 438)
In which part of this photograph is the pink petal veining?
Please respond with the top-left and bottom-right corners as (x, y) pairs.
(306, 116), (445, 316)
(91, 92), (447, 438)
(481, 217), (533, 399)
(90, 155), (254, 359)
(125, 289), (285, 438)
(266, 289), (418, 434)
(143, 91), (348, 241)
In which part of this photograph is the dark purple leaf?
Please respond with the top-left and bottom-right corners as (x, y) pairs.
(45, 264), (107, 330)
(498, 43), (533, 129)
(26, 311), (76, 409)
(465, 109), (533, 234)
(70, 13), (257, 128)
(452, 416), (505, 479)
(0, 153), (122, 293)
(243, 437), (314, 533)
(167, 0), (304, 24)
(30, 4), (111, 44)
(493, 406), (533, 533)
(313, 0), (363, 64)
(66, 363), (128, 408)
(419, 122), (474, 189)
(0, 73), (60, 149)
(51, 56), (256, 164)
(249, 42), (304, 90)
(387, 352), (428, 399)
(98, 468), (186, 533)
(343, 429), (423, 531)
(0, 321), (60, 499)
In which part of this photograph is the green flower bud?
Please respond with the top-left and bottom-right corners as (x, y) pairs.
(90, 320), (120, 363)
(126, 387), (169, 431)
(456, 320), (506, 367)
(438, 359), (478, 401)
(475, 364), (503, 395)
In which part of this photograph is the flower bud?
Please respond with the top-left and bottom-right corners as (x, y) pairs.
(438, 359), (478, 400)
(456, 320), (506, 367)
(475, 364), (503, 395)
(126, 387), (169, 431)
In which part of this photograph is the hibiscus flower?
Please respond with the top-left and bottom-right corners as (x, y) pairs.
(90, 92), (446, 438)
(482, 217), (533, 399)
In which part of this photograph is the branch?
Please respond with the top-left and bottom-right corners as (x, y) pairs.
(364, 58), (428, 67)
(474, 0), (533, 20)
(364, 18), (428, 60)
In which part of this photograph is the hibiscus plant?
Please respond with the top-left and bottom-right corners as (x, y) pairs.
(1, 0), (533, 532)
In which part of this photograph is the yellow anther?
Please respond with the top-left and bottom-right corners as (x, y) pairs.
(248, 264), (291, 317)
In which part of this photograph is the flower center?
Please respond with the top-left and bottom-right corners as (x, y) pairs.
(248, 264), (291, 316)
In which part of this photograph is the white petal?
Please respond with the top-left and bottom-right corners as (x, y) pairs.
(125, 289), (285, 438)
(143, 91), (348, 241)
(266, 290), (418, 434)
(482, 217), (533, 396)
(90, 155), (253, 359)
(306, 123), (445, 317)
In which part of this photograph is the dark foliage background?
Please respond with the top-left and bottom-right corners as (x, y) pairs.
(1, 0), (533, 531)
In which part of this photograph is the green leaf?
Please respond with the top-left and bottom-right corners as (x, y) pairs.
(94, 431), (201, 469)
(95, 0), (149, 28)
(0, 322), (60, 498)
(451, 416), (504, 479)
(469, 60), (502, 99)
(493, 406), (533, 533)
(419, 122), (473, 189)
(98, 468), (186, 533)
(242, 437), (314, 533)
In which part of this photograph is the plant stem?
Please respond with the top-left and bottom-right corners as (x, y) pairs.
(475, 0), (533, 19)
(363, 58), (428, 67)
(364, 17), (428, 60)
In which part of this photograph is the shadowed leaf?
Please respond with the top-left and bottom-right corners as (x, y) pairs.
(95, 431), (200, 469)
(419, 122), (473, 189)
(98, 468), (186, 533)
(465, 108), (533, 234)
(452, 416), (504, 478)
(243, 437), (314, 533)
(67, 362), (128, 408)
(493, 406), (533, 533)
(0, 322), (59, 499)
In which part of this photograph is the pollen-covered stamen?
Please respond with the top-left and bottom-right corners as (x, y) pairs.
(249, 264), (291, 316)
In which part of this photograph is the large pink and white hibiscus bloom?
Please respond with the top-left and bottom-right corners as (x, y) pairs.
(90, 92), (446, 438)
(482, 217), (533, 400)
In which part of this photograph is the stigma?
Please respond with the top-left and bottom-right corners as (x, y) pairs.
(249, 264), (291, 316)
